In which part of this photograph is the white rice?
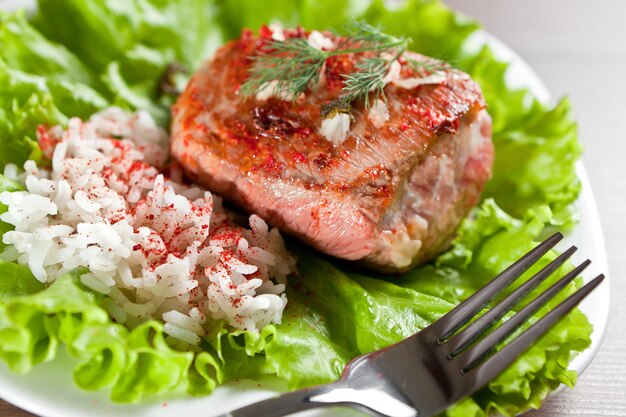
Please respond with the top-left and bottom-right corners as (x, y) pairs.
(0, 107), (296, 344)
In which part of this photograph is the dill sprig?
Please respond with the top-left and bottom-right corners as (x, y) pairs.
(336, 20), (408, 53)
(406, 57), (450, 77)
(239, 38), (327, 100)
(241, 21), (407, 101)
(240, 20), (448, 112)
(340, 55), (393, 109)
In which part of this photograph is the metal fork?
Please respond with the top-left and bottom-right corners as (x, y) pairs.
(218, 232), (605, 417)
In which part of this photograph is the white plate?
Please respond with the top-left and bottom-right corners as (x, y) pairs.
(0, 19), (610, 417)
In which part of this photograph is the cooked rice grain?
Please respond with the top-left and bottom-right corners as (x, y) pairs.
(0, 108), (296, 342)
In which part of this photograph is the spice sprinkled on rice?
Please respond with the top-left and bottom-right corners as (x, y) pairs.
(0, 108), (296, 344)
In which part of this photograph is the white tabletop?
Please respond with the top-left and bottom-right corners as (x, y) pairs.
(443, 1), (626, 415)
(0, 1), (624, 416)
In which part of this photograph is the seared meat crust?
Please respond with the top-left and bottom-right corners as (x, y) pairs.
(171, 28), (494, 271)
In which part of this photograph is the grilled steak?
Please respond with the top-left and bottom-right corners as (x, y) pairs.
(171, 27), (494, 272)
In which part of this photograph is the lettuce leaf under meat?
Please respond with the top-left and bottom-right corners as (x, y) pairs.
(0, 0), (590, 416)
(0, 202), (591, 415)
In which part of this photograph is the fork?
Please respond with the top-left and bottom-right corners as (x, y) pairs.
(218, 232), (605, 417)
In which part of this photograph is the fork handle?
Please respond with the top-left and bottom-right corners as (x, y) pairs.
(217, 383), (343, 417)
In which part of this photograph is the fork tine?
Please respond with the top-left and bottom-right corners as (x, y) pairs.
(459, 263), (595, 372)
(464, 274), (604, 385)
(430, 232), (563, 341)
(447, 246), (578, 356)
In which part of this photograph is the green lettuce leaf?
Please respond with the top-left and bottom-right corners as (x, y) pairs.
(0, 271), (223, 402)
(0, 66), (59, 168)
(361, 0), (480, 60)
(216, 0), (372, 39)
(263, 290), (350, 388)
(460, 46), (582, 227)
(0, 15), (107, 169)
(0, 12), (96, 86)
(33, 0), (219, 71)
(0, 262), (43, 303)
(30, 0), (220, 125)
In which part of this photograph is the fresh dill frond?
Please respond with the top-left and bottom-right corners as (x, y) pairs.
(338, 20), (409, 53)
(341, 56), (390, 109)
(406, 57), (450, 77)
(239, 19), (449, 113)
(240, 20), (412, 102)
(239, 38), (327, 100)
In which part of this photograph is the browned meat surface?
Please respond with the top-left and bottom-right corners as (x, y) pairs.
(171, 28), (494, 272)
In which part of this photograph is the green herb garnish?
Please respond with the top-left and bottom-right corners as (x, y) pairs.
(240, 20), (447, 113)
